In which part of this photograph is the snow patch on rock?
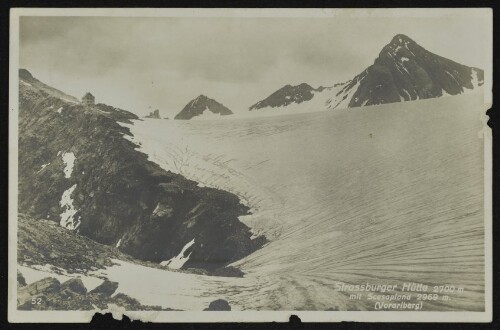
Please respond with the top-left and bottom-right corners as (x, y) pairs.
(190, 107), (223, 120)
(328, 78), (363, 110)
(400, 88), (412, 101)
(91, 258), (234, 310)
(468, 69), (483, 90)
(471, 70), (479, 88)
(62, 152), (76, 178)
(59, 184), (81, 230)
(37, 163), (50, 173)
(160, 239), (195, 269)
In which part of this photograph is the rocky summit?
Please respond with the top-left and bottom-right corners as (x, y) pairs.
(249, 83), (325, 110)
(145, 109), (161, 119)
(339, 34), (484, 108)
(175, 95), (233, 120)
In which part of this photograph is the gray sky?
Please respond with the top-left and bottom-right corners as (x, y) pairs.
(19, 14), (489, 117)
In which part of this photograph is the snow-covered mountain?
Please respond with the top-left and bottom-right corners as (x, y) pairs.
(18, 69), (265, 273)
(175, 95), (233, 120)
(250, 34), (484, 113)
(249, 83), (326, 110)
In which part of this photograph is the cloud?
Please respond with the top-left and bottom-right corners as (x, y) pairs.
(19, 15), (488, 117)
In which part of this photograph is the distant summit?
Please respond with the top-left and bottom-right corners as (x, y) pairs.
(145, 109), (161, 119)
(341, 33), (484, 108)
(249, 83), (325, 111)
(175, 95), (233, 120)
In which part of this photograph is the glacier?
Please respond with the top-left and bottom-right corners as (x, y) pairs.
(108, 94), (487, 311)
(20, 93), (486, 311)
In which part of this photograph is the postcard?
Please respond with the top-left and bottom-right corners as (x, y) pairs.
(8, 8), (492, 323)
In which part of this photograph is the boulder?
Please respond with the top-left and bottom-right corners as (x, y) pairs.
(61, 278), (87, 295)
(25, 277), (61, 295)
(17, 277), (61, 306)
(152, 202), (173, 219)
(17, 271), (27, 287)
(212, 266), (244, 277)
(89, 279), (119, 296)
(203, 299), (231, 311)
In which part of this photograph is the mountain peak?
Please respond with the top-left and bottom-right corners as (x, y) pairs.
(389, 34), (415, 46)
(175, 95), (233, 120)
(352, 34), (485, 107)
(249, 83), (317, 111)
(378, 34), (419, 59)
(19, 68), (34, 80)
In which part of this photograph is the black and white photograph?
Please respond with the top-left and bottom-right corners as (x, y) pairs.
(8, 8), (492, 323)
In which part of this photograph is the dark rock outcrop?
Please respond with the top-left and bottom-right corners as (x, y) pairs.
(19, 277), (61, 300)
(203, 299), (231, 311)
(145, 109), (161, 119)
(211, 266), (245, 277)
(18, 215), (140, 274)
(17, 271), (27, 287)
(175, 95), (233, 120)
(94, 103), (139, 123)
(90, 280), (119, 296)
(60, 278), (87, 295)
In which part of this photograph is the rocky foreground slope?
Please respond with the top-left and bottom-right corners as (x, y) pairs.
(17, 214), (168, 310)
(17, 275), (168, 311)
(17, 214), (235, 310)
(18, 69), (265, 272)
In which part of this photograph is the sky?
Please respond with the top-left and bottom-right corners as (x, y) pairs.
(18, 10), (490, 117)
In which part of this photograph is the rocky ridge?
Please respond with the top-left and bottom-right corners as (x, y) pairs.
(249, 83), (325, 110)
(18, 69), (265, 272)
